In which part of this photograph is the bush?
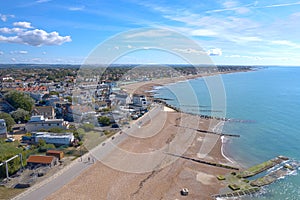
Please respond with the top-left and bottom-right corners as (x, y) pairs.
(98, 116), (110, 126)
(0, 112), (15, 131)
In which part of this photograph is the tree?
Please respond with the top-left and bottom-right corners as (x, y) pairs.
(11, 108), (30, 123)
(0, 112), (15, 131)
(5, 91), (35, 112)
(49, 91), (59, 96)
(98, 116), (110, 126)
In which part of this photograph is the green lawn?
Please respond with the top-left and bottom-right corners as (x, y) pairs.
(83, 130), (115, 150)
(0, 187), (24, 200)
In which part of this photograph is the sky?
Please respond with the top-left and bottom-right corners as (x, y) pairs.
(0, 0), (300, 66)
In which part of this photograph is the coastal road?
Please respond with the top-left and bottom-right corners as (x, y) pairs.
(12, 157), (93, 200)
(13, 105), (162, 200)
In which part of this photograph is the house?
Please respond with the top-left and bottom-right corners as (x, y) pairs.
(12, 124), (26, 134)
(46, 150), (64, 160)
(27, 155), (58, 168)
(25, 115), (69, 132)
(113, 93), (131, 105)
(132, 94), (147, 108)
(0, 119), (7, 138)
(32, 106), (55, 119)
(32, 132), (74, 145)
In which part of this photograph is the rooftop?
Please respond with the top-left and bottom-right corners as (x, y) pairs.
(27, 155), (55, 164)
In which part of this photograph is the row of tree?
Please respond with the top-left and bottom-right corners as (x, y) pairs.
(0, 91), (35, 131)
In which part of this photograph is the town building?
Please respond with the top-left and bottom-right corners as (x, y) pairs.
(25, 115), (69, 132)
(32, 132), (74, 145)
(27, 155), (58, 168)
(132, 94), (147, 108)
(46, 150), (64, 160)
(32, 106), (55, 119)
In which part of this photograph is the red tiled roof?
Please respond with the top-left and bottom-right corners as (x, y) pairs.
(27, 155), (55, 164)
(46, 150), (63, 154)
(15, 86), (48, 92)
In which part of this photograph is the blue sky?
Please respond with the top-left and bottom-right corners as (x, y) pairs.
(0, 0), (300, 66)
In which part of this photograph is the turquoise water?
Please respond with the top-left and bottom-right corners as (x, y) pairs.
(154, 67), (300, 199)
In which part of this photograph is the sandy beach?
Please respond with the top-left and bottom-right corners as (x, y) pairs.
(46, 70), (245, 200)
(47, 107), (238, 200)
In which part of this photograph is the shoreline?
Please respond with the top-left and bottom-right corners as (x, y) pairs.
(44, 69), (250, 200)
(46, 107), (237, 199)
(120, 69), (253, 96)
(120, 69), (250, 167)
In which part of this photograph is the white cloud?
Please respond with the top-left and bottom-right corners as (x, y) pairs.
(0, 14), (15, 22)
(173, 48), (206, 55)
(69, 6), (85, 11)
(36, 0), (51, 3)
(0, 27), (24, 34)
(13, 21), (33, 29)
(206, 0), (251, 14)
(226, 54), (241, 58)
(125, 29), (172, 39)
(191, 29), (218, 37)
(263, 1), (300, 8)
(0, 51), (3, 55)
(19, 50), (28, 54)
(11, 58), (16, 62)
(10, 50), (28, 54)
(223, 1), (238, 8)
(207, 48), (222, 56)
(271, 40), (300, 48)
(0, 29), (71, 46)
(32, 58), (42, 62)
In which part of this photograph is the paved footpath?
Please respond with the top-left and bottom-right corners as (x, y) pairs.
(12, 155), (93, 200)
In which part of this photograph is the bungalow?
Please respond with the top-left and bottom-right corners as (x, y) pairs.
(25, 115), (69, 132)
(27, 155), (58, 168)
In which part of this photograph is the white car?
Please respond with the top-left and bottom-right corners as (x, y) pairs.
(5, 137), (15, 142)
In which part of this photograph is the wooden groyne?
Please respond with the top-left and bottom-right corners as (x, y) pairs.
(212, 156), (295, 199)
(165, 153), (239, 170)
(212, 188), (260, 199)
(154, 98), (255, 123)
(175, 125), (240, 138)
(250, 163), (295, 187)
(237, 156), (289, 178)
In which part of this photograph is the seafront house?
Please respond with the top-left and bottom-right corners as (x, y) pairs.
(25, 115), (69, 132)
(132, 94), (148, 108)
(32, 106), (55, 119)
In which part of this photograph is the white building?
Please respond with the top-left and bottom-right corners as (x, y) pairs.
(132, 94), (147, 107)
(25, 116), (69, 132)
(0, 119), (7, 138)
(33, 132), (74, 145)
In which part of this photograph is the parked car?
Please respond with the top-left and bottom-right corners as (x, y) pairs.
(5, 137), (15, 142)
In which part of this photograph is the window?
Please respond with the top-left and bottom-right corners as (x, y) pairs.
(48, 124), (51, 126)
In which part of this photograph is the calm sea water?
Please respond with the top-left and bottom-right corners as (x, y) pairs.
(154, 67), (300, 199)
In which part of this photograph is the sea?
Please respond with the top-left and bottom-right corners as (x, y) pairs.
(153, 67), (300, 199)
